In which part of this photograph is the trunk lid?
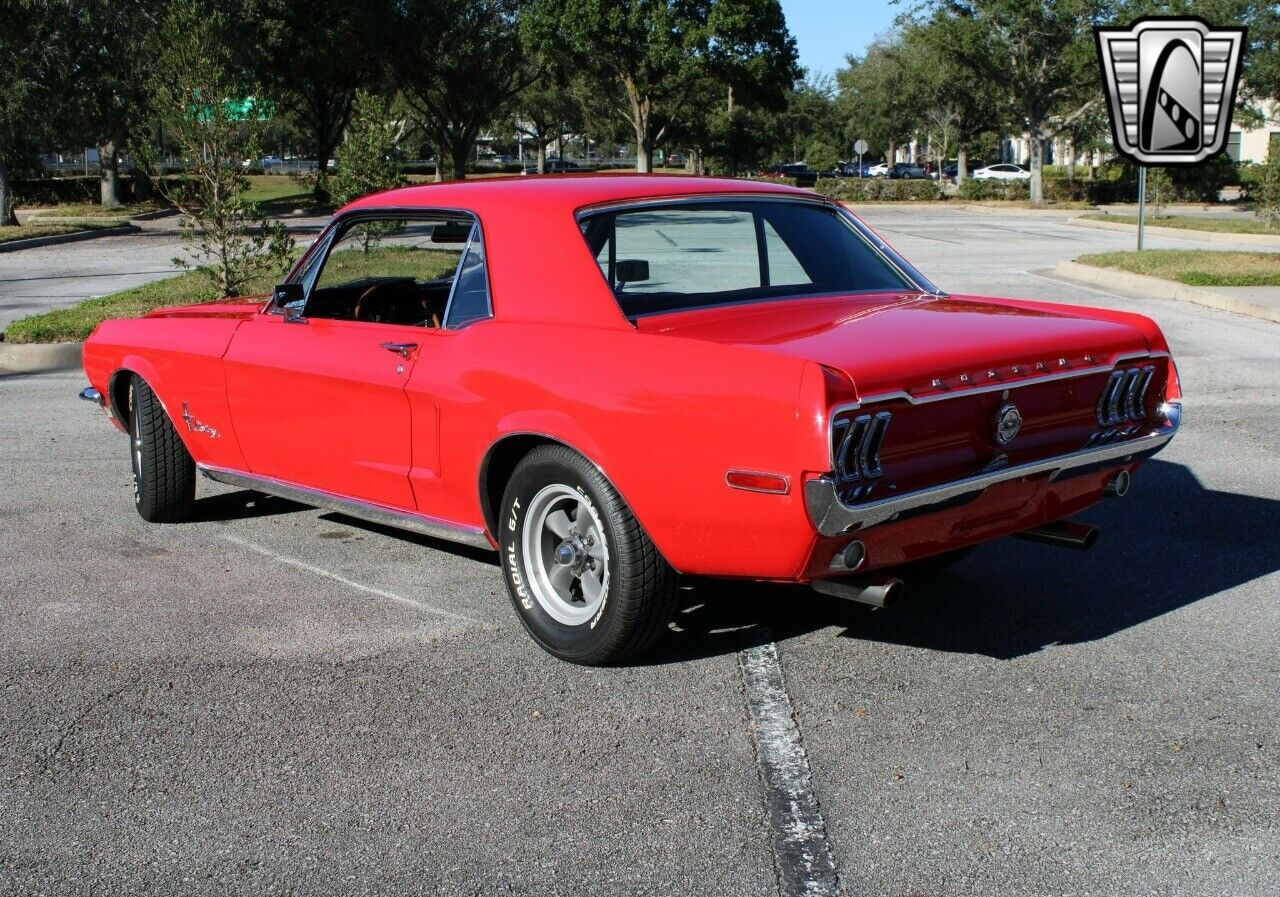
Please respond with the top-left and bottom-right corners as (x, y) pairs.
(635, 292), (1148, 398)
(638, 292), (1168, 492)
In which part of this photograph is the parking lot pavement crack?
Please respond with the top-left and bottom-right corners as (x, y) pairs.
(39, 673), (140, 775)
(740, 638), (841, 897)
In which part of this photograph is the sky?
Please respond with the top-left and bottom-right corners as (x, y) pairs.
(780, 0), (901, 79)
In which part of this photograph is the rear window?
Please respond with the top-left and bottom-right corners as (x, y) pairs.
(578, 200), (913, 317)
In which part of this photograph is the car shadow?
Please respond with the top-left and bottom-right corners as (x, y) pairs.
(191, 490), (309, 522)
(647, 460), (1280, 663)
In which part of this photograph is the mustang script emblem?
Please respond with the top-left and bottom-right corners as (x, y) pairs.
(1094, 17), (1246, 166)
(994, 402), (1022, 446)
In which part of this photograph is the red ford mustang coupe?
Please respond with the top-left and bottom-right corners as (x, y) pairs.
(79, 176), (1181, 664)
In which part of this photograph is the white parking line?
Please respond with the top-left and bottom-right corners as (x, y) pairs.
(740, 640), (840, 897)
(221, 534), (481, 624)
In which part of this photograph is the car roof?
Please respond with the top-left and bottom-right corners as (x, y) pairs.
(339, 173), (809, 217)
(333, 174), (822, 331)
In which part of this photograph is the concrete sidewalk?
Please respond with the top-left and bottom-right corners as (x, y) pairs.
(1054, 260), (1280, 324)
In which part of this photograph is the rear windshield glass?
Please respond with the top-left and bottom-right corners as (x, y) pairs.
(578, 200), (914, 317)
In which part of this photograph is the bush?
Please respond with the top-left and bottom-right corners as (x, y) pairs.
(815, 177), (943, 201)
(955, 178), (1029, 201)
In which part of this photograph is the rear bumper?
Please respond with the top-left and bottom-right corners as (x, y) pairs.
(805, 403), (1180, 537)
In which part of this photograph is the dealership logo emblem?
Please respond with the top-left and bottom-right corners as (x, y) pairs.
(1095, 17), (1246, 166)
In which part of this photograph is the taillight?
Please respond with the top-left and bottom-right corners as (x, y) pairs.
(832, 411), (891, 480)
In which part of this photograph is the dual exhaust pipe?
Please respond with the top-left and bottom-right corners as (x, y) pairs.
(811, 470), (1130, 607)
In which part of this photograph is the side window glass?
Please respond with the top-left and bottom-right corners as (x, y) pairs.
(445, 229), (492, 328)
(304, 216), (473, 326)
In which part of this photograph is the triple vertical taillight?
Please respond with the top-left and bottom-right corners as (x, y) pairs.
(832, 411), (891, 481)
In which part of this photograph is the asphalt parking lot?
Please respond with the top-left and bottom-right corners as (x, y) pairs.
(2, 208), (1278, 895)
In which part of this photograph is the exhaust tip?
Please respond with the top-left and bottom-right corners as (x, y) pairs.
(1080, 526), (1099, 550)
(1105, 470), (1131, 498)
(880, 578), (904, 607)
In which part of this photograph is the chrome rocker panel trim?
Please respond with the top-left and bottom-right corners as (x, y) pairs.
(805, 411), (1180, 537)
(198, 465), (493, 550)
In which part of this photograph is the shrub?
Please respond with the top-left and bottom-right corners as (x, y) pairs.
(816, 177), (943, 201)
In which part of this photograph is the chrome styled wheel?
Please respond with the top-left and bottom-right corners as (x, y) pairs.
(520, 483), (610, 626)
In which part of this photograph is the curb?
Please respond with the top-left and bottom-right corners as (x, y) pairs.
(1067, 216), (1280, 247)
(1054, 260), (1280, 324)
(0, 340), (83, 373)
(0, 224), (139, 253)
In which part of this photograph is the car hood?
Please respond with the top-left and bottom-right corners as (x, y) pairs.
(635, 292), (1150, 398)
(142, 294), (270, 320)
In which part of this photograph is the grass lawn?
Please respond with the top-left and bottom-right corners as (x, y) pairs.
(1076, 250), (1280, 287)
(2, 267), (283, 344)
(1081, 212), (1280, 235)
(25, 202), (165, 219)
(0, 221), (128, 245)
(2, 241), (457, 343)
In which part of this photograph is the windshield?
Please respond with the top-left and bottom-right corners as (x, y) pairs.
(578, 200), (916, 317)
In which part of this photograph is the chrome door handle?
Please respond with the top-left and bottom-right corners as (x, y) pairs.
(380, 342), (418, 358)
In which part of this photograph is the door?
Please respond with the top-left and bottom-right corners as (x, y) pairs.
(223, 314), (424, 509)
(221, 213), (473, 510)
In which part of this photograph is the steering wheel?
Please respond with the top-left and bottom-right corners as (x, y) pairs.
(353, 282), (439, 327)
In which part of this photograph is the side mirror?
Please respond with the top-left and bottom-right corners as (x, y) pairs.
(273, 282), (305, 308)
(615, 259), (650, 285)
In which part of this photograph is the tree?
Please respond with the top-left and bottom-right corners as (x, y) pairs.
(922, 0), (1101, 203)
(805, 138), (838, 173)
(836, 36), (919, 166)
(527, 0), (796, 172)
(332, 91), (407, 207)
(902, 15), (1004, 188)
(150, 0), (293, 297)
(248, 0), (389, 203)
(510, 44), (583, 174)
(393, 0), (530, 181)
(67, 0), (159, 208)
(0, 2), (75, 225)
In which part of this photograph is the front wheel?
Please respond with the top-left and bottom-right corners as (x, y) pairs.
(128, 374), (195, 523)
(499, 445), (677, 665)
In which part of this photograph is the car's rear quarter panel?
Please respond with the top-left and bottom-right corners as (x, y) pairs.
(404, 321), (817, 579)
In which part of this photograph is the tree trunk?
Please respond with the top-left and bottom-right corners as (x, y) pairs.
(313, 136), (337, 204)
(0, 160), (16, 226)
(1066, 138), (1076, 182)
(450, 138), (469, 181)
(1029, 131), (1045, 204)
(99, 139), (123, 209)
(956, 147), (967, 189)
(536, 140), (547, 174)
(626, 82), (653, 173)
(887, 139), (896, 166)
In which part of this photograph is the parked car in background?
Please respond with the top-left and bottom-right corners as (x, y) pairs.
(522, 159), (594, 175)
(887, 163), (928, 180)
(973, 163), (1031, 181)
(760, 162), (819, 187)
(942, 160), (984, 181)
(79, 175), (1182, 665)
(867, 162), (890, 177)
(834, 162), (870, 177)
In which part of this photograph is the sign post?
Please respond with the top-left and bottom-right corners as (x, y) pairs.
(1137, 165), (1147, 251)
(853, 139), (868, 177)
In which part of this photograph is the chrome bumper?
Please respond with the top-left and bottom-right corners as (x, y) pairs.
(805, 405), (1180, 537)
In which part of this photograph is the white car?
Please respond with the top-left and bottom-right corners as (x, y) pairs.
(972, 163), (1031, 181)
(867, 162), (890, 177)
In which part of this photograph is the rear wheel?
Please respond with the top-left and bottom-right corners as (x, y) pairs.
(128, 375), (195, 523)
(499, 445), (677, 665)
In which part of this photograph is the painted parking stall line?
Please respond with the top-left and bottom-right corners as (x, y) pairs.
(221, 534), (481, 624)
(740, 640), (840, 897)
